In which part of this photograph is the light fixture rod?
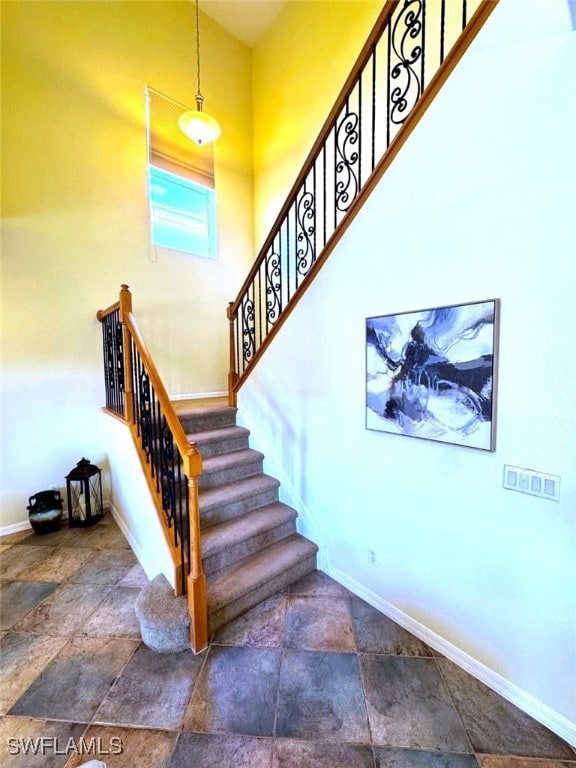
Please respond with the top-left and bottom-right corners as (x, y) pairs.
(178, 0), (221, 146)
(195, 0), (202, 105)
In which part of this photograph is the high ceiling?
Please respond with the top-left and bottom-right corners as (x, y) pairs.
(202, 0), (287, 47)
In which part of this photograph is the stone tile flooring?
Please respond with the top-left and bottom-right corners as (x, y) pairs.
(1, 513), (575, 768)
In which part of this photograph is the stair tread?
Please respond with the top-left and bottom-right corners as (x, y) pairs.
(201, 448), (264, 473)
(187, 425), (250, 445)
(201, 502), (297, 556)
(199, 473), (279, 510)
(208, 535), (318, 612)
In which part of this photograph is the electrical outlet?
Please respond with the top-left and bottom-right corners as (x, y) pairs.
(368, 549), (377, 566)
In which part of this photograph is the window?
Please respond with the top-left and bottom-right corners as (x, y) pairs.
(145, 86), (217, 258)
(149, 165), (217, 258)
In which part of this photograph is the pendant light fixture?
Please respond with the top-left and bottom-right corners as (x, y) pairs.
(179, 0), (221, 146)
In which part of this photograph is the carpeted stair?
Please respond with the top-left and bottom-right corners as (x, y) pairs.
(136, 402), (317, 650)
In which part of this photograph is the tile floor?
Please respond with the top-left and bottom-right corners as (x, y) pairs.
(1, 513), (575, 768)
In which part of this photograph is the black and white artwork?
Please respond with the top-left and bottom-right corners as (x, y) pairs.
(366, 299), (499, 451)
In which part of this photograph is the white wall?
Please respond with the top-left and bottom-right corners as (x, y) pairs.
(103, 416), (174, 587)
(238, 0), (576, 741)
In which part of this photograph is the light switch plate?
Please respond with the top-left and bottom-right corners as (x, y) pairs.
(503, 464), (560, 501)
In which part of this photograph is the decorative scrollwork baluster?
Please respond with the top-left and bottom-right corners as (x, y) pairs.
(335, 110), (360, 214)
(139, 368), (153, 462)
(390, 0), (423, 127)
(241, 295), (256, 370)
(296, 189), (316, 282)
(265, 247), (282, 328)
(160, 422), (176, 526)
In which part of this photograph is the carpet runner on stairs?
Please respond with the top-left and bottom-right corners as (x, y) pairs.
(136, 402), (318, 651)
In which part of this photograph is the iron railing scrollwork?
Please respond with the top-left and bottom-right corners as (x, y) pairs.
(227, 0), (497, 401)
(97, 285), (207, 652)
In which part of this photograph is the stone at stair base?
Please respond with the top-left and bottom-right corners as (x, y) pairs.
(135, 574), (190, 653)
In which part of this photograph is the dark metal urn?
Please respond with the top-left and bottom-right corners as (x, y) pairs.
(27, 490), (64, 535)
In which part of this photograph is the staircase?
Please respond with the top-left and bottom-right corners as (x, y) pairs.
(136, 400), (318, 647)
(102, 2), (500, 652)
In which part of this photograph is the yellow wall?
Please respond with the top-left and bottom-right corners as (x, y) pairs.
(252, 0), (382, 248)
(1, 1), (254, 526)
(1, 0), (384, 528)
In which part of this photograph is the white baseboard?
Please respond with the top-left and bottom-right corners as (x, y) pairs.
(326, 564), (576, 748)
(0, 520), (32, 537)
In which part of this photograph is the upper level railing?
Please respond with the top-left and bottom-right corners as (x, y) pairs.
(227, 0), (498, 405)
(97, 285), (207, 652)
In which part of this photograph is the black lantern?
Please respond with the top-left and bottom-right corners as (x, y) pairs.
(66, 458), (104, 527)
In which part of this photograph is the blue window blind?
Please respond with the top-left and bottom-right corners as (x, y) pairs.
(149, 165), (217, 258)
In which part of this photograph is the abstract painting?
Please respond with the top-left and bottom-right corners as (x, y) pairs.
(366, 299), (499, 450)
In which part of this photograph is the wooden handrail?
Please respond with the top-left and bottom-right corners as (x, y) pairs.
(228, 0), (499, 405)
(97, 285), (207, 652)
(96, 300), (120, 322)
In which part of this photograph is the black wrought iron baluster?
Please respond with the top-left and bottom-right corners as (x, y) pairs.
(235, 312), (242, 382)
(149, 383), (156, 481)
(371, 49), (377, 172)
(177, 458), (188, 596)
(387, 21), (392, 148)
(421, 0), (426, 90)
(335, 97), (360, 217)
(462, 0), (468, 30)
(153, 390), (162, 491)
(131, 343), (138, 432)
(130, 339), (138, 425)
(358, 74), (363, 188)
(333, 123), (338, 232)
(296, 181), (316, 287)
(138, 367), (154, 464)
(241, 286), (256, 373)
(322, 144), (327, 249)
(101, 323), (109, 408)
(134, 349), (142, 438)
(440, 0), (446, 63)
(265, 241), (282, 333)
(313, 163), (318, 262)
(254, 269), (259, 353)
(286, 207), (292, 303)
(160, 419), (176, 528)
(115, 314), (124, 416)
(389, 0), (424, 129)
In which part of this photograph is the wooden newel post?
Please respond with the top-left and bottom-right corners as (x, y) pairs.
(119, 284), (135, 424)
(227, 302), (238, 408)
(184, 446), (208, 653)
